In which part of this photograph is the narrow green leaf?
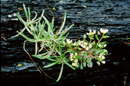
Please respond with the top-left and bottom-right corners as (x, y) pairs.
(38, 43), (45, 52)
(17, 31), (35, 42)
(42, 15), (53, 34)
(64, 61), (75, 70)
(58, 12), (66, 34)
(43, 61), (58, 68)
(32, 55), (43, 59)
(24, 23), (33, 35)
(59, 31), (69, 40)
(32, 54), (51, 60)
(32, 11), (37, 21)
(55, 48), (61, 56)
(60, 24), (74, 35)
(103, 35), (109, 38)
(51, 17), (54, 29)
(59, 45), (62, 54)
(17, 12), (26, 24)
(41, 9), (45, 16)
(95, 35), (99, 41)
(23, 4), (28, 20)
(56, 63), (64, 82)
(78, 47), (82, 50)
(10, 28), (26, 38)
(28, 7), (31, 20)
(126, 38), (130, 39)
(39, 52), (48, 56)
(47, 58), (56, 62)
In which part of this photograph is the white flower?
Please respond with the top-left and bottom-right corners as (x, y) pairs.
(86, 47), (89, 50)
(86, 30), (96, 35)
(72, 63), (77, 66)
(98, 44), (102, 47)
(97, 31), (101, 35)
(70, 53), (74, 61)
(99, 53), (102, 58)
(83, 42), (88, 45)
(66, 39), (72, 44)
(8, 15), (12, 17)
(89, 44), (92, 48)
(75, 52), (78, 56)
(79, 41), (84, 45)
(104, 44), (107, 47)
(13, 13), (17, 16)
(104, 50), (107, 53)
(72, 63), (75, 66)
(100, 28), (108, 34)
(83, 6), (86, 8)
(86, 30), (92, 35)
(97, 61), (100, 66)
(81, 44), (86, 48)
(93, 30), (96, 34)
(81, 51), (84, 56)
(70, 53), (73, 56)
(70, 57), (73, 61)
(87, 32), (93, 35)
(74, 59), (78, 63)
(89, 30), (92, 32)
(101, 61), (106, 64)
(101, 56), (105, 59)
(73, 42), (76, 46)
(81, 41), (84, 43)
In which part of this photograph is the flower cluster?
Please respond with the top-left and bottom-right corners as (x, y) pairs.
(66, 39), (72, 44)
(66, 28), (109, 69)
(69, 53), (79, 67)
(86, 30), (96, 35)
(98, 43), (107, 48)
(100, 28), (108, 34)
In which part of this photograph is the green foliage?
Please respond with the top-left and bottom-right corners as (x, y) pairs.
(12, 4), (109, 82)
(126, 38), (130, 40)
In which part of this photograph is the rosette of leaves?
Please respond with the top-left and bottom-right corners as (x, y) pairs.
(11, 4), (74, 82)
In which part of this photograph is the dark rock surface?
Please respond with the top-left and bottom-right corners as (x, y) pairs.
(1, 0), (130, 86)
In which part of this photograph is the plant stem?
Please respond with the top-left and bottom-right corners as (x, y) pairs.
(10, 28), (26, 38)
(35, 41), (38, 55)
(97, 34), (104, 44)
(23, 40), (42, 74)
(89, 39), (92, 44)
(56, 63), (64, 82)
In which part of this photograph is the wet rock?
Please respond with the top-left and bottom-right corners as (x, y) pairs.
(14, 62), (39, 71)
(1, 66), (16, 72)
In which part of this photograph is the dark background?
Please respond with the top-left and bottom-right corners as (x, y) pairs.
(1, 0), (130, 86)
